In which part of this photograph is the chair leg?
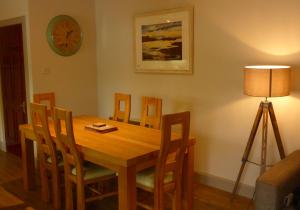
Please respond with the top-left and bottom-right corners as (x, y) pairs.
(52, 170), (61, 209)
(40, 166), (50, 203)
(172, 189), (182, 210)
(77, 182), (85, 210)
(154, 190), (164, 210)
(65, 180), (73, 210)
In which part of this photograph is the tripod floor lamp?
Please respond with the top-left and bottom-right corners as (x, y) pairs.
(232, 65), (291, 196)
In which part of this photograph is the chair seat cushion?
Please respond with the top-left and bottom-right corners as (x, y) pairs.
(136, 167), (173, 189)
(72, 162), (115, 181)
(46, 152), (64, 167)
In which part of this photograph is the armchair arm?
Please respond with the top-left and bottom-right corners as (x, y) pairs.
(255, 150), (300, 210)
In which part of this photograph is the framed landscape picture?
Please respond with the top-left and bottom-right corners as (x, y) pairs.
(134, 7), (193, 74)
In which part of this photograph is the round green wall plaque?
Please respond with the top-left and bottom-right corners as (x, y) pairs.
(47, 15), (83, 56)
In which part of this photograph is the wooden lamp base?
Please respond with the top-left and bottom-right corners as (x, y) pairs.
(232, 101), (286, 196)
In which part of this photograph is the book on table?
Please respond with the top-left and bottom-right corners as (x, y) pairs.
(85, 123), (117, 133)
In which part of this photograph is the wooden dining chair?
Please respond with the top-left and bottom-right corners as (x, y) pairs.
(113, 93), (131, 123)
(136, 111), (190, 210)
(140, 96), (162, 129)
(33, 92), (55, 117)
(53, 107), (117, 210)
(30, 103), (63, 209)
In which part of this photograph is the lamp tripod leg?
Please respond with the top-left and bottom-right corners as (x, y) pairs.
(268, 103), (285, 159)
(232, 102), (264, 196)
(232, 159), (247, 198)
(260, 107), (268, 175)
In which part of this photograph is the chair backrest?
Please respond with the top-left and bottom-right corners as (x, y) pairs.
(53, 107), (84, 181)
(140, 96), (162, 129)
(33, 92), (55, 117)
(30, 102), (58, 166)
(113, 93), (131, 123)
(154, 111), (190, 209)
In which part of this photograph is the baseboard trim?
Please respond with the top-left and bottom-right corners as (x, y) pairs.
(195, 172), (255, 198)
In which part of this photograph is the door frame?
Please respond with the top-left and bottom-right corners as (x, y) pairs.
(0, 16), (32, 152)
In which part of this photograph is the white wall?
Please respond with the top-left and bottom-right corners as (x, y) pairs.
(27, 0), (98, 115)
(0, 0), (27, 20)
(95, 0), (300, 189)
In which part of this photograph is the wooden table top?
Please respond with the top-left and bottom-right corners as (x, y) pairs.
(19, 115), (195, 168)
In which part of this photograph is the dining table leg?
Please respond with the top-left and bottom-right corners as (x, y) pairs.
(20, 130), (35, 190)
(118, 165), (136, 210)
(183, 143), (195, 210)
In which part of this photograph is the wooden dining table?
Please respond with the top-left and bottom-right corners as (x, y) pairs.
(19, 115), (196, 210)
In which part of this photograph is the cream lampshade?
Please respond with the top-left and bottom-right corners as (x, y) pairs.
(244, 65), (291, 97)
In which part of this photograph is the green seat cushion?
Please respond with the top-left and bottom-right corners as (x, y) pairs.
(136, 167), (173, 189)
(46, 152), (64, 167)
(72, 162), (115, 181)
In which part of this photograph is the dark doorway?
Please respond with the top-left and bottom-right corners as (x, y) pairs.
(0, 24), (27, 157)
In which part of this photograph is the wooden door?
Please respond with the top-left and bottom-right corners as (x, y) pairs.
(0, 24), (27, 156)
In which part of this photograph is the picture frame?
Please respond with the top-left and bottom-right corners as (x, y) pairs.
(134, 7), (194, 74)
